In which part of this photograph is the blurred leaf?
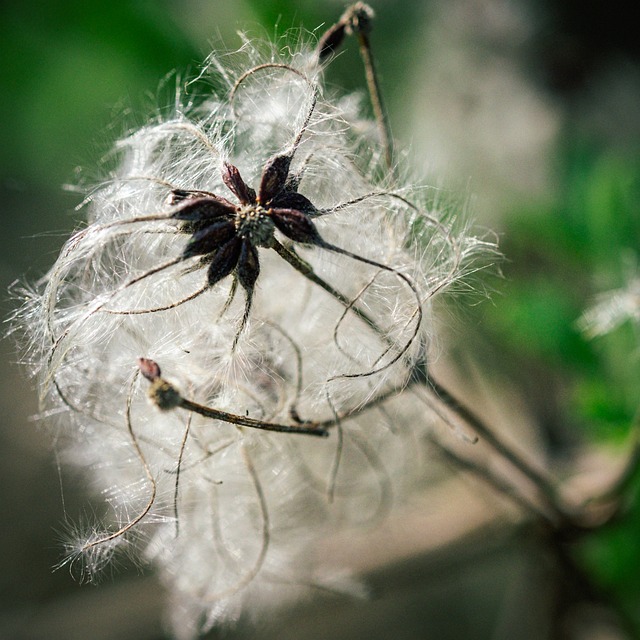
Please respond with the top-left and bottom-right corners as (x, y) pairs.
(0, 1), (200, 184)
(480, 145), (640, 440)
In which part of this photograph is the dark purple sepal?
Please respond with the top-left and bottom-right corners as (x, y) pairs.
(236, 238), (260, 291)
(182, 220), (236, 258)
(207, 237), (242, 287)
(171, 196), (234, 222)
(283, 172), (301, 193)
(222, 162), (255, 205)
(271, 208), (322, 244)
(259, 154), (292, 204)
(269, 190), (317, 215)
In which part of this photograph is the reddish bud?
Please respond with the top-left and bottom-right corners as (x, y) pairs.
(138, 357), (161, 381)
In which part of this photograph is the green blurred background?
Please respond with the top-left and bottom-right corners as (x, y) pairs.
(1, 1), (639, 638)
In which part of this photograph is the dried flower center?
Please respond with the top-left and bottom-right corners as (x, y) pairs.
(235, 205), (275, 247)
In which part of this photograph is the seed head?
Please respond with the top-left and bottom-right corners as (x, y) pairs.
(14, 26), (495, 638)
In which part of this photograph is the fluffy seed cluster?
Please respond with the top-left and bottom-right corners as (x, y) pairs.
(579, 273), (640, 338)
(17, 33), (491, 639)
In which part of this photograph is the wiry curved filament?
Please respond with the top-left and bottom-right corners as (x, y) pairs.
(80, 371), (157, 552)
(230, 62), (319, 159)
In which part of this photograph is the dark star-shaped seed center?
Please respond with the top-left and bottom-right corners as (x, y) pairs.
(235, 205), (275, 247)
(167, 151), (324, 342)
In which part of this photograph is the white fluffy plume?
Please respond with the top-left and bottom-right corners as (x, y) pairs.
(16, 30), (493, 639)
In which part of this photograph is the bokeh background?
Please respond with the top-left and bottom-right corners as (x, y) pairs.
(1, 1), (639, 638)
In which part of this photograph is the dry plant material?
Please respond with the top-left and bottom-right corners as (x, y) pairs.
(14, 5), (498, 638)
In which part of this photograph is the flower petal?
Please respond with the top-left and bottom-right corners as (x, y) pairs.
(269, 190), (317, 215)
(237, 238), (260, 291)
(259, 154), (291, 203)
(183, 220), (237, 258)
(271, 208), (322, 244)
(171, 196), (235, 223)
(222, 163), (256, 205)
(207, 237), (241, 287)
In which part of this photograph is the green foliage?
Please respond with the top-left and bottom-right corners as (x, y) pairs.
(0, 1), (200, 183)
(482, 144), (640, 440)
